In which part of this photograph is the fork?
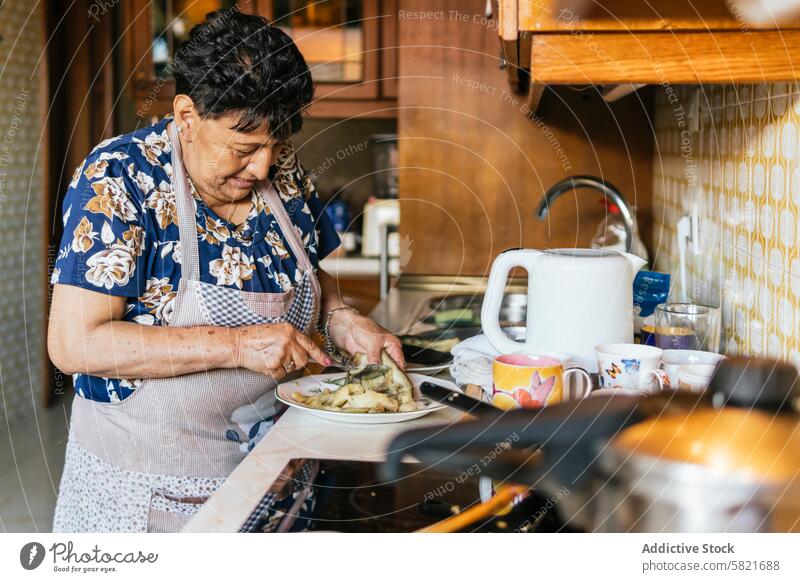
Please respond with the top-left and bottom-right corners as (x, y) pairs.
(326, 350), (388, 375)
(326, 349), (356, 371)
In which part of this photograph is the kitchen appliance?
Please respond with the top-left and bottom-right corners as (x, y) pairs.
(417, 484), (530, 533)
(420, 293), (527, 327)
(241, 458), (564, 533)
(361, 197), (399, 257)
(481, 248), (647, 372)
(371, 133), (398, 199)
(383, 357), (800, 533)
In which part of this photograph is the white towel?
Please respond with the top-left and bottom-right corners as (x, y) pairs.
(449, 334), (501, 396)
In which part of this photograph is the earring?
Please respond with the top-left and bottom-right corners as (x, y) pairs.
(176, 125), (183, 133)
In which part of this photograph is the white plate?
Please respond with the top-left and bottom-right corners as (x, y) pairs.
(276, 373), (461, 424)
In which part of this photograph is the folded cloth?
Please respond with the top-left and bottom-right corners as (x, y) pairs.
(449, 334), (501, 396)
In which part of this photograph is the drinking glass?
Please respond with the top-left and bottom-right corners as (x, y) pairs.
(654, 303), (721, 353)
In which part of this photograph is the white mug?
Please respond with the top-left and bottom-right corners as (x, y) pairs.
(661, 350), (724, 387)
(595, 343), (667, 393)
(677, 363), (719, 392)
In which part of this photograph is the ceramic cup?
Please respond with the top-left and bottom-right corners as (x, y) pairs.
(523, 350), (589, 402)
(492, 354), (592, 410)
(677, 363), (719, 392)
(594, 343), (667, 393)
(661, 350), (725, 389)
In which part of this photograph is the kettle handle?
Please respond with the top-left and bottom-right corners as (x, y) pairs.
(481, 249), (542, 354)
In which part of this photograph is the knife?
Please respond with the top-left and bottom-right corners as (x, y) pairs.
(420, 382), (502, 417)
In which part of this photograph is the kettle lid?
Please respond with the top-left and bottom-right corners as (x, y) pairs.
(542, 248), (622, 259)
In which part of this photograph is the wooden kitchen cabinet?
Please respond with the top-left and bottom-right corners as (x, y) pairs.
(496, 0), (800, 114)
(125, 0), (398, 119)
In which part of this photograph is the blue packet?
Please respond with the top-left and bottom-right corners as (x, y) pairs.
(633, 271), (670, 344)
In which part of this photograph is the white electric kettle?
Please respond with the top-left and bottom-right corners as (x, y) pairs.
(481, 248), (647, 372)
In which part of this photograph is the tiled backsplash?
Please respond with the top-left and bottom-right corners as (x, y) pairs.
(652, 83), (800, 364)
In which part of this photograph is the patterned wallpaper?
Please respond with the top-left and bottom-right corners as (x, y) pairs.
(0, 1), (45, 428)
(652, 83), (800, 365)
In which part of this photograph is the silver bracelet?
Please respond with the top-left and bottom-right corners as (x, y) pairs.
(319, 305), (358, 355)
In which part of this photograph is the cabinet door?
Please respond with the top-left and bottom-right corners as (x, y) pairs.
(129, 0), (259, 90)
(126, 0), (393, 118)
(262, 0), (381, 99)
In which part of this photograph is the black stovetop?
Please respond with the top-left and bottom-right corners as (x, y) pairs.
(262, 458), (572, 533)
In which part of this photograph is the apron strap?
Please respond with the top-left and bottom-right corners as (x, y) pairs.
(167, 120), (315, 279)
(256, 181), (315, 274)
(167, 121), (201, 281)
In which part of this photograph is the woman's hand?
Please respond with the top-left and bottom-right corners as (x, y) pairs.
(328, 308), (406, 369)
(234, 322), (331, 379)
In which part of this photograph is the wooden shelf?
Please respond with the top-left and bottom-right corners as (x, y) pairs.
(495, 0), (800, 117)
(519, 0), (777, 31)
(529, 30), (800, 84)
(538, 0), (800, 28)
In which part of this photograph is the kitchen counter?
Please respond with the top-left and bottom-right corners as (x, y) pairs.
(319, 255), (401, 277)
(183, 283), (467, 533)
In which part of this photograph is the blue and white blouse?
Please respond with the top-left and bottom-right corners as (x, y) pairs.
(52, 115), (340, 402)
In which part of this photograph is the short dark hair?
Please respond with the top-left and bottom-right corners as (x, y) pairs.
(172, 7), (314, 140)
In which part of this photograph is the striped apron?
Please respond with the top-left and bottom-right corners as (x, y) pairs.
(53, 121), (321, 532)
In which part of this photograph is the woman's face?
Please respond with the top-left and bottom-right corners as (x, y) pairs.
(182, 113), (280, 202)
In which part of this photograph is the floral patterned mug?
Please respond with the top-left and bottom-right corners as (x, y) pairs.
(594, 343), (667, 393)
(492, 354), (592, 410)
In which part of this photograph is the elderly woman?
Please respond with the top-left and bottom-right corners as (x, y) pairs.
(48, 9), (404, 532)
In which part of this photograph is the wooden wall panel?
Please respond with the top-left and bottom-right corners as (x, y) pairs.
(397, 0), (654, 276)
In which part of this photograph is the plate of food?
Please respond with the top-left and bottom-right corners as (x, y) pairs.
(276, 351), (462, 424)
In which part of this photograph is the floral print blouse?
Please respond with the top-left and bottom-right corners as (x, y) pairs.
(52, 115), (340, 402)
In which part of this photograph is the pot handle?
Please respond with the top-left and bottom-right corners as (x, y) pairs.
(381, 394), (645, 487)
(480, 248), (542, 354)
